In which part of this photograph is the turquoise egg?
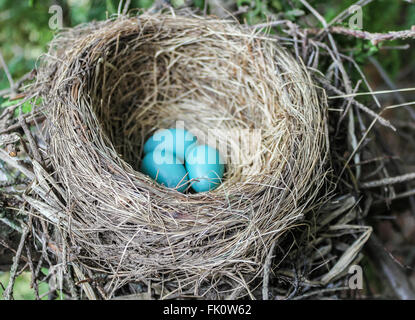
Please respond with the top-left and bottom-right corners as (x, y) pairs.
(185, 145), (225, 193)
(143, 128), (197, 161)
(140, 150), (189, 193)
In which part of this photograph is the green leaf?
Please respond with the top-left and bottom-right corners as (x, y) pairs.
(285, 9), (305, 17)
(270, 0), (282, 11)
(0, 97), (42, 117)
(237, 0), (251, 7)
(1, 98), (23, 108)
(106, 0), (116, 14)
(171, 0), (185, 8)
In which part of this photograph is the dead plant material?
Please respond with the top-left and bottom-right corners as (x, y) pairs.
(21, 13), (331, 297)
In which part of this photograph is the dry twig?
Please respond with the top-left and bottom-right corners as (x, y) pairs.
(2, 224), (29, 300)
(306, 26), (415, 45)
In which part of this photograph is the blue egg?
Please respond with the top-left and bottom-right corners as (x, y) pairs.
(143, 128), (197, 162)
(140, 150), (189, 193)
(185, 145), (225, 193)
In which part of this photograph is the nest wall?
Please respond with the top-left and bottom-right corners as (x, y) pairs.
(32, 13), (330, 295)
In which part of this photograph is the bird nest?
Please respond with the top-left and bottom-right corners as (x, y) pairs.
(2, 12), (371, 299)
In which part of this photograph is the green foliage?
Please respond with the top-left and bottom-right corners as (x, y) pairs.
(135, 0), (154, 9)
(0, 0), (411, 93)
(0, 0), (159, 94)
(0, 97), (42, 117)
(0, 1), (52, 92)
(354, 41), (380, 64)
(171, 0), (185, 8)
(193, 0), (204, 10)
(0, 271), (49, 300)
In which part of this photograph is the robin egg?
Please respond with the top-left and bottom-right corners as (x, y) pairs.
(140, 150), (189, 193)
(185, 144), (224, 193)
(143, 128), (197, 162)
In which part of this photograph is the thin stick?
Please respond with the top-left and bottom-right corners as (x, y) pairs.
(307, 26), (415, 45)
(122, 0), (131, 15)
(117, 0), (123, 14)
(385, 101), (415, 110)
(0, 148), (35, 179)
(329, 87), (415, 99)
(322, 80), (395, 130)
(2, 224), (29, 300)
(361, 172), (415, 189)
(25, 246), (40, 300)
(337, 116), (379, 184)
(19, 114), (43, 164)
(0, 50), (14, 89)
(262, 241), (276, 300)
(65, 265), (79, 300)
(0, 114), (46, 135)
(0, 69), (37, 97)
(385, 189), (415, 202)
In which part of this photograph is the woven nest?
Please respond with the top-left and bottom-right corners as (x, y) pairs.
(26, 12), (331, 297)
